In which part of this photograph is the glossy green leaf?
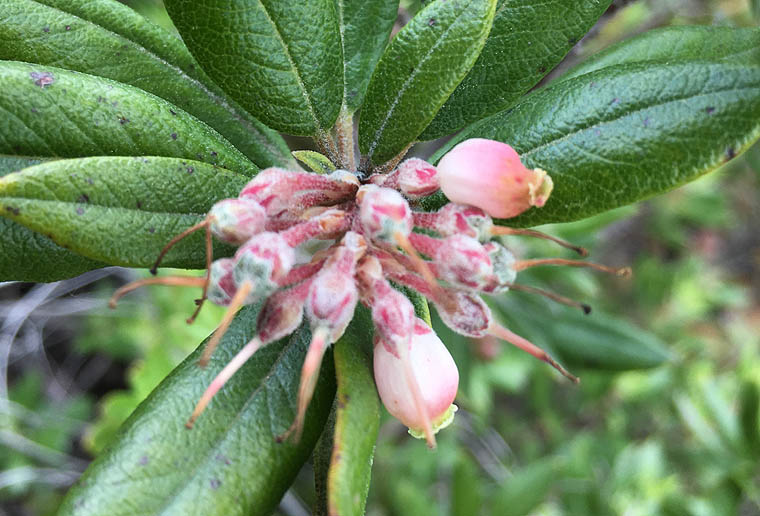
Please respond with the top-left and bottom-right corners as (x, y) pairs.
(489, 458), (564, 516)
(0, 0), (294, 169)
(336, 0), (398, 113)
(0, 155), (104, 281)
(359, 0), (496, 165)
(292, 150), (337, 174)
(421, 0), (611, 139)
(0, 157), (246, 268)
(58, 305), (336, 516)
(564, 26), (760, 82)
(429, 62), (760, 226)
(164, 0), (343, 137)
(325, 306), (380, 516)
(0, 61), (254, 175)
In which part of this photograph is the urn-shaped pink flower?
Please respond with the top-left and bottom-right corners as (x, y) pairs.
(373, 319), (459, 440)
(437, 138), (554, 219)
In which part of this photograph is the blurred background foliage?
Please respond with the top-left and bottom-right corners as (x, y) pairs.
(1, 0), (760, 515)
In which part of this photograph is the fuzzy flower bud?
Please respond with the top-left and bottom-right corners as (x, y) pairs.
(206, 258), (236, 306)
(371, 158), (440, 199)
(437, 138), (553, 219)
(356, 185), (412, 243)
(374, 319), (458, 439)
(233, 232), (295, 303)
(208, 198), (267, 244)
(434, 235), (496, 291)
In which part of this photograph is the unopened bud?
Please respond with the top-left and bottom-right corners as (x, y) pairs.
(208, 198), (267, 244)
(374, 319), (458, 439)
(356, 185), (412, 244)
(206, 258), (237, 306)
(437, 138), (553, 219)
(233, 232), (295, 302)
(434, 235), (496, 291)
(372, 158), (439, 199)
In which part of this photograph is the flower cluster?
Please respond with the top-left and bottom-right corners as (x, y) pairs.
(111, 138), (628, 447)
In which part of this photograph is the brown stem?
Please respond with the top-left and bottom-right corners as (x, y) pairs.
(109, 276), (205, 308)
(198, 281), (253, 367)
(490, 227), (588, 256)
(513, 258), (631, 277)
(187, 223), (214, 324)
(151, 219), (209, 275)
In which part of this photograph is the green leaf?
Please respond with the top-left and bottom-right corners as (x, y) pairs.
(164, 0), (343, 137)
(0, 157), (246, 268)
(358, 0), (496, 165)
(0, 217), (105, 282)
(451, 453), (484, 516)
(430, 61), (760, 226)
(739, 381), (760, 457)
(420, 0), (611, 140)
(325, 306), (380, 516)
(563, 26), (760, 82)
(0, 0), (294, 169)
(58, 305), (336, 516)
(0, 155), (48, 177)
(489, 457), (564, 516)
(0, 155), (104, 281)
(0, 61), (254, 175)
(292, 150), (337, 174)
(336, 0), (398, 113)
(490, 292), (670, 371)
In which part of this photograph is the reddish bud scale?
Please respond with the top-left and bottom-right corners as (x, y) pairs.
(206, 258), (237, 306)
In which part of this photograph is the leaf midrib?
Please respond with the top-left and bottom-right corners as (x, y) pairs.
(25, 0), (279, 158)
(258, 0), (324, 134)
(154, 332), (302, 515)
(519, 79), (760, 160)
(366, 0), (475, 160)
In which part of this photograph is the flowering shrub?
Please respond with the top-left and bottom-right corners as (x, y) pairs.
(1, 1), (760, 515)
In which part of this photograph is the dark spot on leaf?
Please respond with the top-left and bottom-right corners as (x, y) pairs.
(86, 177), (93, 185)
(210, 479), (221, 490)
(211, 151), (218, 158)
(42, 26), (50, 33)
(65, 25), (71, 31)
(428, 17), (436, 26)
(5, 206), (20, 216)
(409, 67), (414, 74)
(216, 453), (231, 465)
(119, 116), (130, 125)
(568, 37), (579, 46)
(538, 66), (547, 73)
(97, 96), (104, 103)
(148, 227), (156, 234)
(171, 132), (178, 140)
(610, 97), (620, 105)
(136, 200), (142, 209)
(334, 453), (341, 464)
(725, 147), (736, 161)
(170, 109), (177, 116)
(112, 101), (118, 107)
(594, 128), (602, 137)
(76, 207), (84, 215)
(30, 71), (55, 88)
(589, 81), (596, 88)
(187, 167), (194, 174)
(643, 117), (650, 127)
(115, 51), (121, 57)
(138, 455), (149, 466)
(31, 107), (38, 113)
(196, 153), (204, 160)
(77, 193), (90, 203)
(706, 106), (716, 114)
(337, 399), (346, 409)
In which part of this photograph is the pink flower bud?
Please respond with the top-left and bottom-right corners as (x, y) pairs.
(434, 235), (496, 291)
(435, 290), (491, 338)
(356, 185), (413, 244)
(482, 242), (517, 291)
(437, 138), (554, 219)
(305, 233), (365, 340)
(233, 232), (295, 302)
(208, 198), (267, 244)
(206, 258), (236, 306)
(374, 319), (458, 438)
(371, 158), (439, 199)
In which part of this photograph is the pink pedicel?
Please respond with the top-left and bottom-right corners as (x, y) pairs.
(374, 318), (459, 440)
(112, 141), (624, 445)
(437, 138), (554, 219)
